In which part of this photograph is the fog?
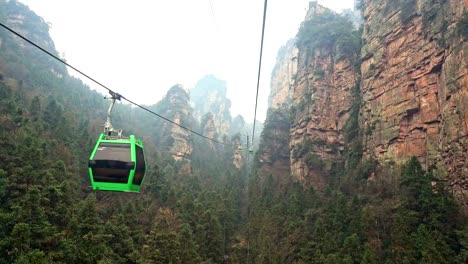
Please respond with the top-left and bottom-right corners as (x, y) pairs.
(19, 0), (354, 121)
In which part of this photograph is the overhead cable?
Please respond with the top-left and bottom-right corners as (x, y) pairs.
(207, 0), (217, 26)
(0, 22), (232, 147)
(251, 0), (268, 149)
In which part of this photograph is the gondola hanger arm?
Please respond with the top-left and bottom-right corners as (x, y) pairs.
(104, 91), (123, 138)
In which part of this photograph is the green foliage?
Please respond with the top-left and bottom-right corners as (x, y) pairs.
(292, 139), (312, 159)
(313, 68), (325, 79)
(384, 0), (416, 25)
(296, 11), (360, 60)
(457, 12), (468, 39)
(305, 153), (324, 170)
(256, 107), (290, 164)
(360, 243), (377, 264)
(0, 1), (245, 262)
(344, 77), (362, 172)
(247, 156), (466, 263)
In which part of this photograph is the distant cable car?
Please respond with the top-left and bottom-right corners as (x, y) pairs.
(88, 92), (146, 192)
(238, 146), (243, 151)
(249, 147), (254, 154)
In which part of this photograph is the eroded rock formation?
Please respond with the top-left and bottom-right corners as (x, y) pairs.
(269, 39), (297, 109)
(360, 0), (467, 207)
(289, 2), (360, 190)
(191, 75), (231, 138)
(231, 134), (243, 169)
(155, 85), (193, 174)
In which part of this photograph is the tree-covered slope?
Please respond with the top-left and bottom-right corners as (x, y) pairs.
(0, 1), (248, 263)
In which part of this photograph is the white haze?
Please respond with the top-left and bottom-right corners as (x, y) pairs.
(19, 0), (354, 122)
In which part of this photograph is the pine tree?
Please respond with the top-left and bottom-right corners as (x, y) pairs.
(63, 195), (111, 263)
(43, 98), (60, 127)
(29, 96), (41, 120)
(360, 243), (377, 264)
(414, 224), (453, 264)
(142, 229), (182, 263)
(342, 233), (362, 263)
(197, 209), (223, 262)
(178, 224), (201, 263)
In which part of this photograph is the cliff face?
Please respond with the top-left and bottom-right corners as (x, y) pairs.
(191, 75), (231, 138)
(289, 3), (360, 190)
(360, 0), (467, 205)
(268, 39), (297, 109)
(231, 134), (243, 169)
(201, 112), (217, 142)
(155, 85), (193, 173)
(0, 0), (65, 79)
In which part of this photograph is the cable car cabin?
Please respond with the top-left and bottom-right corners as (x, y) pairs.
(88, 134), (146, 192)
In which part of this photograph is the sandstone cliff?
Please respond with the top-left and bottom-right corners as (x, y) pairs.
(231, 133), (244, 169)
(360, 0), (467, 206)
(201, 112), (217, 144)
(154, 85), (193, 174)
(268, 39), (297, 109)
(289, 2), (361, 190)
(191, 75), (231, 138)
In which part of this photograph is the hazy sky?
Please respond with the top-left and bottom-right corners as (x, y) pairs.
(19, 0), (354, 122)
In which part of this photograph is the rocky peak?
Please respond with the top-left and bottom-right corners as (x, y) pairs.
(269, 39), (297, 109)
(201, 112), (217, 147)
(231, 133), (243, 169)
(190, 75), (232, 138)
(305, 1), (328, 20)
(231, 115), (246, 135)
(155, 85), (193, 173)
(0, 0), (65, 77)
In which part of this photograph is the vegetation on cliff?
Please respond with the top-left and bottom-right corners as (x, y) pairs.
(296, 10), (360, 61)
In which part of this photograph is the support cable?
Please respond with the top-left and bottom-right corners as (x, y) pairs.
(0, 21), (232, 147)
(251, 0), (268, 149)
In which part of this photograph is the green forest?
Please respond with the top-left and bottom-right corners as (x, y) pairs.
(0, 0), (467, 263)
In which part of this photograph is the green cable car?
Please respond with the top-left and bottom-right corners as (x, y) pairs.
(88, 92), (146, 192)
(249, 147), (254, 154)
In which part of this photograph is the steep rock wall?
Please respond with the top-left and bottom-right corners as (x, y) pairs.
(360, 0), (467, 206)
(231, 134), (243, 169)
(289, 3), (360, 190)
(269, 39), (297, 109)
(155, 85), (193, 174)
(191, 75), (231, 138)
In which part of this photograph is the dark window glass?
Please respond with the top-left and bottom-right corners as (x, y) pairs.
(90, 143), (133, 183)
(92, 167), (130, 183)
(93, 143), (131, 161)
(133, 146), (145, 185)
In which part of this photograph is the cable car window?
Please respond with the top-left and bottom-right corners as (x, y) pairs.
(93, 143), (131, 162)
(91, 143), (133, 183)
(133, 146), (145, 185)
